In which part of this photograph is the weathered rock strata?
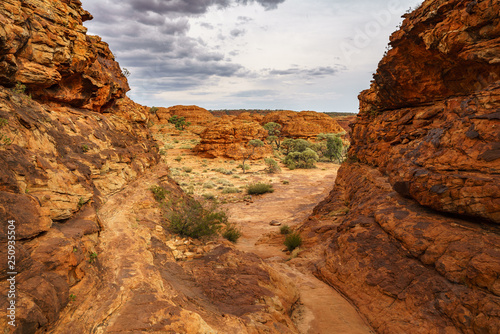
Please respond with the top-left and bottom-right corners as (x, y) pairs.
(302, 0), (500, 333)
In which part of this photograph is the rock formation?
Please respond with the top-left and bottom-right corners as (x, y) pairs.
(302, 0), (500, 332)
(261, 110), (345, 139)
(194, 118), (272, 159)
(155, 105), (216, 134)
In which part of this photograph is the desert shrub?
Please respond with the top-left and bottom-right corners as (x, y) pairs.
(282, 180), (290, 185)
(174, 156), (182, 162)
(264, 158), (281, 174)
(150, 185), (168, 202)
(203, 181), (215, 189)
(183, 167), (193, 173)
(203, 193), (216, 200)
(247, 182), (274, 195)
(237, 164), (250, 171)
(222, 187), (241, 194)
(216, 178), (233, 186)
(283, 148), (318, 169)
(149, 106), (158, 114)
(284, 232), (302, 251)
(215, 168), (232, 175)
(167, 199), (226, 239)
(280, 225), (291, 234)
(222, 223), (241, 243)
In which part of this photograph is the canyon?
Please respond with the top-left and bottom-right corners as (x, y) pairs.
(0, 0), (499, 333)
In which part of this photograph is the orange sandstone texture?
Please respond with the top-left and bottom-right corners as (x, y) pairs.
(302, 0), (500, 333)
(261, 110), (345, 139)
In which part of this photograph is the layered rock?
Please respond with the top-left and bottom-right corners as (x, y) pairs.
(261, 110), (345, 139)
(302, 0), (500, 332)
(0, 0), (157, 331)
(0, 0), (129, 111)
(194, 118), (272, 159)
(155, 105), (216, 135)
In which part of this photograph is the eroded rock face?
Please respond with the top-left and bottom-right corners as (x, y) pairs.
(356, 0), (500, 223)
(303, 0), (500, 332)
(0, 1), (157, 331)
(194, 118), (272, 159)
(0, 0), (129, 111)
(261, 110), (345, 139)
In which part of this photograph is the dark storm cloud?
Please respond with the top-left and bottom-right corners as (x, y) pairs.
(125, 0), (285, 15)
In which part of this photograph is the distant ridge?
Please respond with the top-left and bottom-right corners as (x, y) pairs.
(209, 109), (357, 118)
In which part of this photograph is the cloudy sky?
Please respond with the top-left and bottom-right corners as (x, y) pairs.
(81, 0), (423, 113)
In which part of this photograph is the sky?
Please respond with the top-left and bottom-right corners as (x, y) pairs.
(81, 0), (423, 113)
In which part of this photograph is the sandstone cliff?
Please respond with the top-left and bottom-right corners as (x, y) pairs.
(0, 1), (299, 333)
(261, 110), (345, 139)
(303, 0), (500, 332)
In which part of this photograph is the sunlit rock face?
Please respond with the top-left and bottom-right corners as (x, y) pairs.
(0, 0), (129, 112)
(302, 0), (500, 333)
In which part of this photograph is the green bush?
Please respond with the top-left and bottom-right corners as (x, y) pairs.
(264, 158), (281, 174)
(280, 225), (291, 234)
(222, 223), (241, 243)
(284, 232), (302, 251)
(167, 199), (226, 239)
(174, 156), (182, 162)
(183, 167), (193, 173)
(283, 148), (318, 169)
(247, 182), (274, 195)
(150, 185), (168, 202)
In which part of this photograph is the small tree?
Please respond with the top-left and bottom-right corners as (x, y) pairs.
(241, 139), (264, 174)
(168, 115), (191, 131)
(263, 122), (283, 150)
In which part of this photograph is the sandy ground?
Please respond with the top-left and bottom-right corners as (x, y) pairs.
(154, 127), (374, 334)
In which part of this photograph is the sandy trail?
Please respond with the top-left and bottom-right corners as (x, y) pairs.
(224, 166), (375, 334)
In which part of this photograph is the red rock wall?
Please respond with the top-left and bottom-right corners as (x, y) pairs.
(304, 0), (500, 332)
(0, 0), (129, 111)
(0, 1), (158, 331)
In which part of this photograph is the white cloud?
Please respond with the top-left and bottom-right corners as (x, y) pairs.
(82, 0), (423, 112)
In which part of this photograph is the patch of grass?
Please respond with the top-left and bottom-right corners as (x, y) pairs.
(203, 181), (215, 189)
(89, 252), (98, 263)
(247, 182), (274, 195)
(203, 193), (216, 200)
(69, 294), (76, 301)
(284, 232), (302, 251)
(214, 168), (232, 175)
(183, 167), (193, 173)
(280, 225), (291, 235)
(77, 197), (86, 208)
(174, 156), (182, 162)
(222, 223), (241, 243)
(216, 178), (233, 186)
(222, 187), (241, 194)
(282, 180), (290, 185)
(81, 144), (89, 153)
